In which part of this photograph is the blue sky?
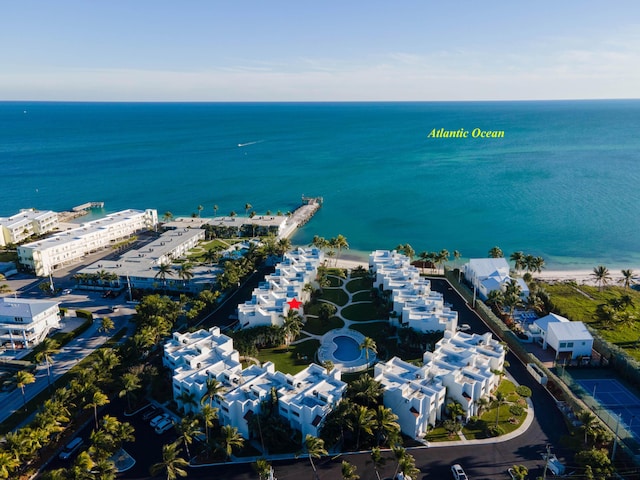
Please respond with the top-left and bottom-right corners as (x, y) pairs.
(2, 1), (639, 101)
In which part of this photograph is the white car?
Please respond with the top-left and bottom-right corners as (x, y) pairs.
(62, 288), (73, 295)
(457, 324), (471, 332)
(154, 417), (174, 434)
(149, 413), (170, 428)
(451, 464), (468, 480)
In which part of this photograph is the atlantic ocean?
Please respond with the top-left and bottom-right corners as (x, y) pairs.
(2, 100), (640, 269)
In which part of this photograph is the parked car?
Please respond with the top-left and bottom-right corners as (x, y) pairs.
(154, 418), (174, 434)
(457, 324), (471, 332)
(150, 413), (170, 428)
(451, 464), (468, 480)
(142, 406), (159, 421)
(61, 288), (73, 295)
(59, 437), (84, 460)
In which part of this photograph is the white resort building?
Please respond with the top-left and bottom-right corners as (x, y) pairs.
(375, 330), (505, 440)
(463, 257), (529, 301)
(0, 209), (59, 247)
(238, 247), (323, 328)
(369, 250), (458, 332)
(163, 327), (346, 441)
(18, 209), (158, 276)
(0, 297), (61, 349)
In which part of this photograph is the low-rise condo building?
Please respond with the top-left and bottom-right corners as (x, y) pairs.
(164, 326), (346, 440)
(463, 257), (529, 300)
(374, 357), (447, 439)
(75, 227), (217, 293)
(375, 330), (505, 439)
(238, 247), (323, 328)
(369, 250), (458, 332)
(0, 209), (59, 247)
(163, 327), (242, 415)
(164, 215), (290, 239)
(18, 209), (158, 276)
(0, 297), (60, 349)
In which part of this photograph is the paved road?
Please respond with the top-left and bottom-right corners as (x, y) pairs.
(0, 290), (136, 425)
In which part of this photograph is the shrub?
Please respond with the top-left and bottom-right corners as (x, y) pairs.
(486, 425), (504, 437)
(509, 405), (525, 416)
(515, 385), (532, 397)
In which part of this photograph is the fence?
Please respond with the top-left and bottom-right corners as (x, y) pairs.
(444, 267), (640, 461)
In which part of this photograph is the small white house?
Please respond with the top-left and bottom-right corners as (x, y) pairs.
(529, 313), (593, 360)
(464, 258), (529, 300)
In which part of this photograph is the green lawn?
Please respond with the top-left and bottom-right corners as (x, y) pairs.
(352, 291), (372, 302)
(256, 340), (320, 374)
(346, 277), (372, 293)
(0, 251), (17, 262)
(342, 303), (381, 321)
(321, 288), (349, 306)
(542, 282), (640, 360)
(303, 316), (345, 335)
(349, 321), (389, 340)
(327, 275), (344, 287)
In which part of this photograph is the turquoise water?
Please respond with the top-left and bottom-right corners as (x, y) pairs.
(333, 336), (360, 362)
(2, 100), (640, 269)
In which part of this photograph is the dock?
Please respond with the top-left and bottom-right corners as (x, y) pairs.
(280, 195), (323, 239)
(72, 201), (104, 212)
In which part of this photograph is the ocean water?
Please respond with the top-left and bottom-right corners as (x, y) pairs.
(2, 100), (640, 269)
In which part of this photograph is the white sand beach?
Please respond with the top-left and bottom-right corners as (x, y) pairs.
(331, 257), (637, 288)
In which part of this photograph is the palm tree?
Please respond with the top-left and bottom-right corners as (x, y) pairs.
(359, 337), (377, 363)
(486, 289), (505, 311)
(331, 234), (349, 264)
(620, 269), (635, 290)
(447, 401), (466, 423)
(177, 263), (194, 286)
(119, 372), (142, 412)
(199, 404), (219, 444)
(510, 464), (528, 480)
(155, 263), (174, 292)
(245, 203), (252, 216)
(175, 416), (201, 460)
(281, 309), (305, 346)
(98, 316), (115, 333)
(578, 410), (598, 446)
(493, 390), (506, 427)
(395, 243), (415, 261)
(341, 460), (360, 480)
(213, 205), (219, 217)
(373, 405), (400, 446)
(510, 251), (525, 273)
(370, 446), (385, 480)
(150, 442), (189, 480)
(15, 370), (35, 410)
(85, 390), (110, 429)
(488, 246), (504, 258)
(350, 405), (375, 449)
(218, 425), (244, 461)
(592, 265), (611, 291)
(163, 211), (173, 222)
(349, 374), (383, 407)
(197, 205), (203, 217)
(253, 458), (272, 480)
(35, 338), (60, 388)
(437, 249), (450, 273)
(0, 451), (20, 479)
(304, 434), (327, 480)
(201, 377), (224, 407)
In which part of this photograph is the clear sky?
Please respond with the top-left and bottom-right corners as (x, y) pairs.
(2, 0), (640, 101)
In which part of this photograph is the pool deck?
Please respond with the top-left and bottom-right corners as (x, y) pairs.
(317, 328), (376, 373)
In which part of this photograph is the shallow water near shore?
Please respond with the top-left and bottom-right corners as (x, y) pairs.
(2, 100), (640, 269)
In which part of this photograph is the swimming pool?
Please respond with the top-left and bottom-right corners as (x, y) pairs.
(333, 335), (360, 362)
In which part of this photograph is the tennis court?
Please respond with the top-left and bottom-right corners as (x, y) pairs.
(578, 378), (640, 439)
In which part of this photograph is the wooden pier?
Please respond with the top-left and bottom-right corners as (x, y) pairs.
(72, 201), (105, 212)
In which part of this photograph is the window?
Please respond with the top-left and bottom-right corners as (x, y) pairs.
(14, 317), (24, 323)
(559, 342), (566, 348)
(567, 342), (574, 347)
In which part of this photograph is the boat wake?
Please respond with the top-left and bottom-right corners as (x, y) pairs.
(237, 140), (263, 147)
